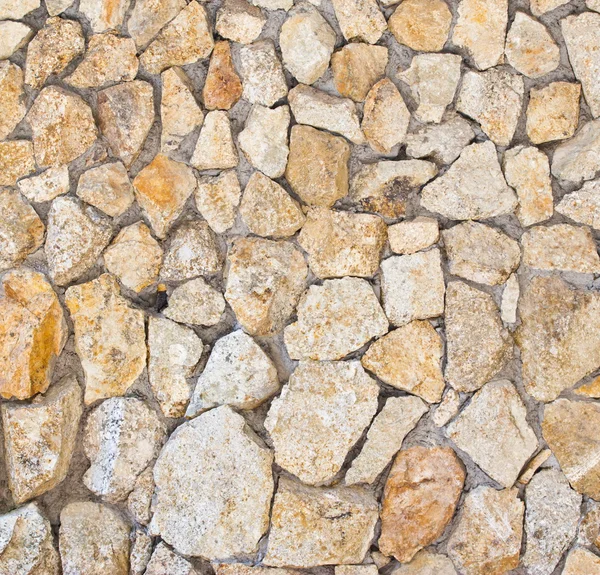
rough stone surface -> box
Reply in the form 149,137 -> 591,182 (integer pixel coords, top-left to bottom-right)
388,217 -> 439,255
195,170 -> 241,234
392,551 -> 458,575
530,0 -> 569,15
191,110 -> 238,171
0,22 -> 33,60
330,0 -> 386,44
215,0 -> 266,44
556,178 -> 600,229
127,0 -> 187,48
0,0 -> 40,19
76,161 -> 134,218
552,118 -> 600,183
501,273 -> 519,324
432,388 -> 461,427
0,62 -> 26,141
146,543 -> 197,575
563,548 -> 600,575
17,166 -> 70,203
164,277 -> 226,326
203,40 -> 242,111
128,466 -> 154,526
79,0 -> 130,32
388,0 -> 451,52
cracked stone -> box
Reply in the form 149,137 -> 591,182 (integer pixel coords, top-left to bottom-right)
191,110 -> 238,171
77,161 -> 134,218
18,166 -> 69,203
517,449 -> 551,485
331,44 -> 388,102
128,0 -> 186,48
556,178 -> 600,229
203,41 -> 242,111
0,21 -> 33,60
195,170 -> 241,233
388,217 -> 439,255
389,0 -> 451,52
0,62 -> 26,141
552,118 -> 600,183
164,278 -> 226,326
330,0 -> 386,44
215,0 -> 266,44
238,40 -> 288,106
79,0 -> 130,32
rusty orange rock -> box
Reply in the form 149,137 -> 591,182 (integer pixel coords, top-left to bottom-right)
203,41 -> 242,111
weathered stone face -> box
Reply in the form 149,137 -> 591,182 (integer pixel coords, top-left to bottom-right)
0,139 -> 36,185
389,0 -> 451,52
0,61 -> 26,141
77,161 -> 134,218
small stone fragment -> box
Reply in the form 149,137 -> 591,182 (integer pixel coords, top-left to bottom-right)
65,274 -> 146,405
330,0 -> 386,44
45,196 -> 112,286
203,41 -> 242,111
522,224 -> 600,273
563,548 -> 600,575
187,330 -> 277,416
503,145 -> 553,227
146,543 -> 197,575
0,141 -> 35,187
104,222 -> 162,293
530,0 -> 570,15
163,278 -> 226,326
0,21 -> 33,60
0,62 -> 26,141
522,468 -> 582,575
161,220 -> 222,281
279,3 -> 336,85
77,161 -> 134,218
240,171 -> 304,238
24,17 -> 84,89
557,179 -> 600,229
216,564 -> 298,575
284,277 -> 388,360
265,361 -> 378,485
447,486 -> 524,575
346,396 -> 428,485
452,0 -> 508,70
150,406 -> 274,559
552,118 -> 600,183
588,0 -> 600,9
98,80 -> 154,168
379,446 -> 465,563
447,380 -> 538,487
0,0 -> 39,19
264,477 -> 379,567
362,78 -> 410,154
286,124 -> 351,206
432,389 -> 461,427
501,274 -> 519,324
421,141 -> 517,220
18,166 -> 69,203
298,208 -> 386,278
238,105 -> 290,178
133,154 -> 197,239
350,160 -> 437,219
140,1 -> 214,75
215,0 -> 266,44
577,502 -> 600,547
78,0 -> 129,32
399,53 -> 461,124
517,449 -> 551,485
389,0 -> 452,52
130,530 -> 152,575
392,551 -> 458,575
127,0 -> 187,48
225,237 -> 307,336
406,116 -> 475,164
288,84 -> 364,144
388,217 -> 439,255
128,466 -> 154,526
190,110 -> 238,171
336,566 -> 378,575
2,374 -> 82,504
59,502 -> 130,575
456,68 -> 524,146
195,170 -> 241,233
576,375 -> 600,398
445,281 -> 512,392
380,250 -> 445,327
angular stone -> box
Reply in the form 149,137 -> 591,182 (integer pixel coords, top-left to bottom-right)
335,567 -> 378,575
379,446 -> 465,563
517,449 -> 551,485
280,3 -> 336,85
456,68 -> 524,146
576,375 -> 600,398
392,551 -> 458,575
501,273 -> 519,324
578,502 -> 600,546
522,224 -> 600,273
452,0 -> 508,70
362,320 -> 444,402
445,281 -> 512,392
298,208 -> 386,279
447,380 -> 537,487
0,503 -> 59,575
421,141 -> 517,219
0,0 -> 39,19
203,41 -> 242,111
406,116 -> 475,164
345,396 -> 428,485
399,53 -> 461,124
0,268 -> 66,400
442,221 -> 520,285
264,477 -> 379,567
589,0 -> 600,10
240,172 -> 304,238
388,217 -> 439,255
239,105 -> 290,178
128,466 -> 154,526
77,161 -> 134,218
24,17 -> 84,89
530,0 -> 570,15
18,166 -> 69,203
0,141 -> 35,187
2,374 -> 82,504
532,87 -> 581,145
380,250 -> 445,327
215,0 -> 266,45
563,548 -> 600,575
557,178 -> 600,229
563,13 -> 600,118
97,80 -> 155,168
104,222 -> 162,293
284,277 -> 388,360
151,406 -> 273,559
552,119 -> 600,183
447,486 -> 523,575
161,67 -> 204,154
0,21 -> 33,60
130,530 -> 152,575
216,565 -> 297,575
164,278 -> 226,326
389,0 -> 451,52
238,40 -> 287,107
225,237 -> 307,336
45,1 -> 74,17
0,62 -> 26,141
59,502 -> 130,575
286,124 -> 351,207
432,388 -> 461,427
522,469 -> 582,575
362,78 -> 410,154
350,160 -> 437,219
79,0 -> 129,32
140,1 -> 214,75
330,0 -> 386,44
65,274 -> 146,405
190,110 -> 238,171
288,84 -> 364,144
133,154 -> 196,239
161,220 -> 222,281
146,543 -> 197,575
195,170 -> 241,233
266,361 -> 378,485
127,0 -> 186,48
27,87 -> 97,168
331,44 -> 388,103
503,145 -> 553,227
